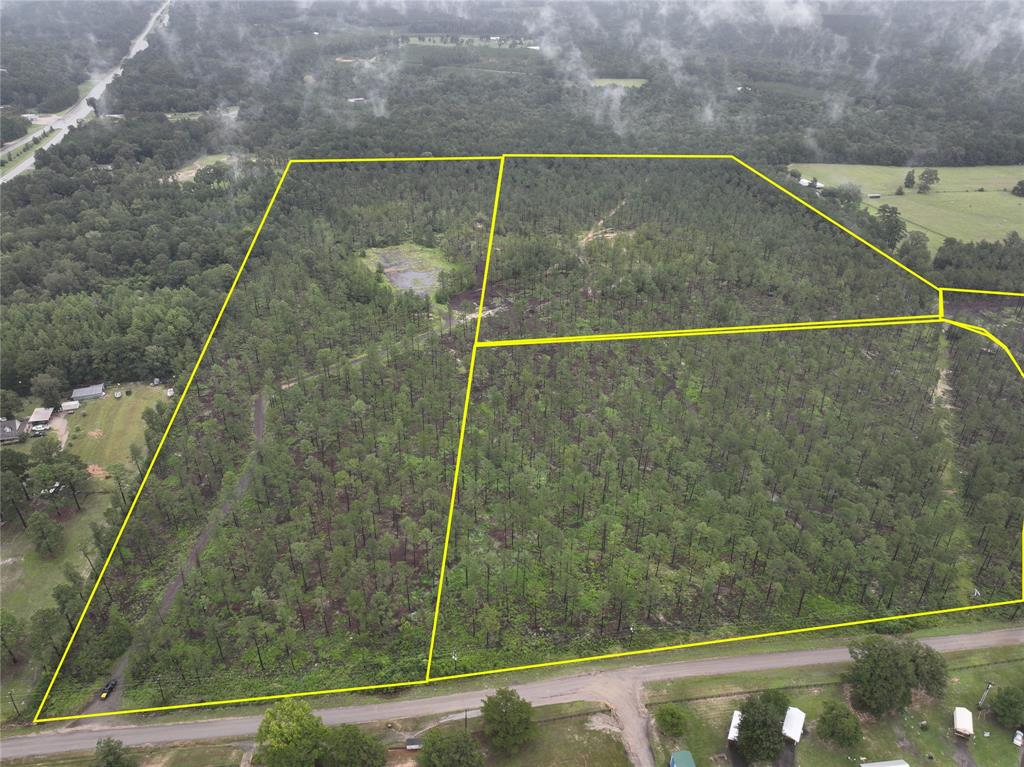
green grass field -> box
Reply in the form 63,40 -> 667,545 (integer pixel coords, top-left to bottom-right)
590,78 -> 647,87
648,646 -> 1024,766
790,164 -> 1024,249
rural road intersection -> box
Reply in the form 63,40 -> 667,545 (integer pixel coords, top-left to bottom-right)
2,627 -> 1021,762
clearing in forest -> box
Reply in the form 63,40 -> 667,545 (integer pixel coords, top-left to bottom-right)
34,154 -> 1022,723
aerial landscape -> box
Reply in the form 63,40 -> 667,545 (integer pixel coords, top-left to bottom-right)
1,2 -> 1022,767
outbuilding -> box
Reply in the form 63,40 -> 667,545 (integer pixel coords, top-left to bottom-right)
28,407 -> 54,424
61,400 -> 81,413
405,737 -> 422,751
727,710 -> 742,742
71,383 -> 105,400
953,706 -> 974,737
669,752 -> 696,767
782,706 -> 805,743
863,761 -> 910,767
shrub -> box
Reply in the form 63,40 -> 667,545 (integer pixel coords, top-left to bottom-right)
817,700 -> 862,747
654,703 -> 687,737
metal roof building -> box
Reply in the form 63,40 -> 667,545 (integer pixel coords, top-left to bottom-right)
71,383 -> 105,400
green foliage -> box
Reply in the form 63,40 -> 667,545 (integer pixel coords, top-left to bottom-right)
30,371 -> 65,408
1012,180 -> 1024,197
909,642 -> 948,698
418,728 -> 485,767
255,699 -> 327,767
319,724 -> 387,767
817,700 -> 862,747
654,703 -> 688,737
989,686 -> 1024,729
904,169 -> 915,188
0,609 -> 24,664
875,204 -> 907,250
26,511 -> 64,557
917,167 -> 940,193
0,388 -> 23,418
847,636 -> 915,715
481,687 -> 536,754
90,738 -> 138,767
737,689 -> 789,764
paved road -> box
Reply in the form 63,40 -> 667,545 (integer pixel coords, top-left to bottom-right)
0,0 -> 170,184
2,627 -> 1020,761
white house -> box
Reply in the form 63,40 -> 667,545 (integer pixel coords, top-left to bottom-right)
782,706 -> 805,743
953,706 -> 974,737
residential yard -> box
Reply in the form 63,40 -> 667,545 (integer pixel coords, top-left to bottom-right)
0,384 -> 164,721
172,153 -> 233,182
647,646 -> 1024,766
789,163 -> 1024,250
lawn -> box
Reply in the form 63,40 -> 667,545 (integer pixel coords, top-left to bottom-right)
418,701 -> 631,767
64,384 -> 165,473
591,78 -> 647,87
789,163 -> 1024,249
171,153 -> 232,182
647,646 -> 1024,766
4,743 -> 245,767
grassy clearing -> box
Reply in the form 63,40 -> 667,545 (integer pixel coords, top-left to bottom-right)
403,34 -> 536,49
364,242 -> 450,297
648,646 -> 1024,766
790,163 -> 1024,249
4,743 -> 245,767
591,78 -> 647,87
65,385 -> 164,473
172,153 -> 232,182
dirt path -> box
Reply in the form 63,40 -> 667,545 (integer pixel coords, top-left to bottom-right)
77,393 -> 266,718
10,628 -> 1021,759
579,199 -> 625,247
51,413 -> 70,449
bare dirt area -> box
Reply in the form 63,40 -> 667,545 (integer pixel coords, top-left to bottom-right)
367,244 -> 446,296
87,464 -> 109,478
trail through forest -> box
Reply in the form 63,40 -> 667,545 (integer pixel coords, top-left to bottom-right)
76,393 -> 266,718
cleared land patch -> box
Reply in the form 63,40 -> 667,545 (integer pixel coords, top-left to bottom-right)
591,78 -> 647,87
365,242 -> 449,297
791,163 -> 1024,249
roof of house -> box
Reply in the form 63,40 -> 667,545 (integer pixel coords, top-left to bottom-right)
29,407 -> 54,422
0,418 -> 26,439
782,706 -> 805,742
71,383 -> 105,399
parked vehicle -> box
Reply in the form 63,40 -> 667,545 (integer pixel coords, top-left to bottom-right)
99,679 -> 117,700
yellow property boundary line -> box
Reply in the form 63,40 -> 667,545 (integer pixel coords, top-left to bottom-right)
33,153 -> 1023,724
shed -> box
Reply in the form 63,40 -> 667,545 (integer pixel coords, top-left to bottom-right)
166,388 -> 175,398
61,400 -> 80,413
28,407 -> 54,424
71,383 -> 105,400
670,752 -> 696,767
782,706 -> 805,743
405,737 -> 422,751
727,710 -> 742,742
863,761 -> 910,767
953,706 -> 974,737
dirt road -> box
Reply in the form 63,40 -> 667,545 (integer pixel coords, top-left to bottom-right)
4,627 -> 1020,761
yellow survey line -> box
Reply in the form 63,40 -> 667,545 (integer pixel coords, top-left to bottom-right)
942,287 -> 1024,298
288,156 -> 502,163
427,598 -> 1024,684
944,319 -> 1024,379
35,679 -> 431,724
502,153 -> 734,159
476,315 -> 943,349
32,161 -> 296,723
424,157 -> 506,680
34,153 -> 1023,723
938,288 -> 944,318
730,156 -> 942,295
